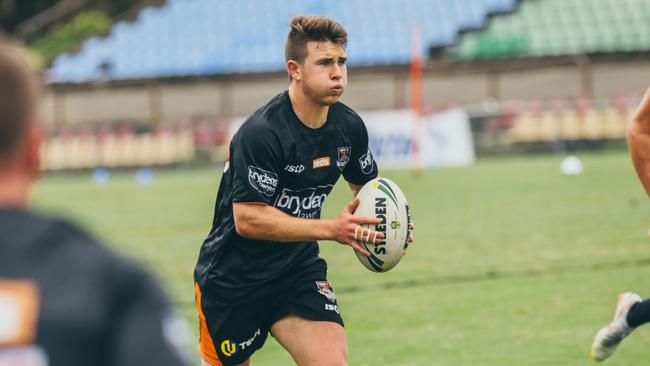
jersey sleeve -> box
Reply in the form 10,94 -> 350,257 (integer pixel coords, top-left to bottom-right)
343,117 -> 379,185
231,121 -> 283,205
106,263 -> 191,366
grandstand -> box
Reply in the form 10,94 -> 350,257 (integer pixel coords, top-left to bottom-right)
48,0 -> 517,82
24,0 -> 650,169
447,0 -> 650,59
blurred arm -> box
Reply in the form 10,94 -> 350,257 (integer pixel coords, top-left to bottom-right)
108,266 -> 190,366
627,86 -> 650,198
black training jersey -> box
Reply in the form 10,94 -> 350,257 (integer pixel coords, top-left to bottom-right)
0,208 -> 189,366
195,91 -> 378,303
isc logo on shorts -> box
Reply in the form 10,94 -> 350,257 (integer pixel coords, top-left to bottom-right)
325,304 -> 340,314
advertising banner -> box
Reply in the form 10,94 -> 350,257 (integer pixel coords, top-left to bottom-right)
229,108 -> 475,169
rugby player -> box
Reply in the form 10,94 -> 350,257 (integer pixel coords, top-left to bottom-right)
591,84 -> 650,361
194,15 -> 413,366
0,40 -> 190,366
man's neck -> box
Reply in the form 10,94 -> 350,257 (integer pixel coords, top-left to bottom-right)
288,85 -> 329,129
0,174 -> 30,208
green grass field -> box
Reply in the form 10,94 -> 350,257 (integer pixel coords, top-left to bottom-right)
33,151 -> 650,365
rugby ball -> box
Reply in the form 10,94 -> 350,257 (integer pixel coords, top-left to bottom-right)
353,177 -> 411,272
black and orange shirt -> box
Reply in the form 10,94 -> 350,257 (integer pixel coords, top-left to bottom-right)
194,91 -> 378,302
0,209 -> 189,366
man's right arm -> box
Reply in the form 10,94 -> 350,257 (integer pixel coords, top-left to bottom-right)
233,198 -> 382,257
627,85 -> 650,198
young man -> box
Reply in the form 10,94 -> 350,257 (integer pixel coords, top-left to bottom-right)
591,85 -> 650,361
194,16 -> 413,366
0,40 -> 190,366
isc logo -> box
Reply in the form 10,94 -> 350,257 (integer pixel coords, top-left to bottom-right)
325,304 -> 340,314
284,164 -> 305,173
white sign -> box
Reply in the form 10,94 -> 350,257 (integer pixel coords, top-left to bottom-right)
359,108 -> 475,169
228,108 -> 475,170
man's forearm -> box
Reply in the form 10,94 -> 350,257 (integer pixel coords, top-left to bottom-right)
633,86 -> 650,126
235,204 -> 333,242
628,127 -> 650,198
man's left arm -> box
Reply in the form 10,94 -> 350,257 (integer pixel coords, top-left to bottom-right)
348,182 -> 363,197
341,118 -> 378,187
343,119 -> 414,243
348,181 -> 415,243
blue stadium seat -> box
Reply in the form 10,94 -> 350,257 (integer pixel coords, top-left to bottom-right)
50,0 -> 517,82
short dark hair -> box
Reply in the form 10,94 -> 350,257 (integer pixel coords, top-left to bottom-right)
0,39 -> 38,161
284,15 -> 348,64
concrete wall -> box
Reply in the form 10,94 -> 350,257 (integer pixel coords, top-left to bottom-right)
41,60 -> 650,127
592,62 -> 650,99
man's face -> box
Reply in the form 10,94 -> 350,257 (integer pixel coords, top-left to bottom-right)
294,40 -> 347,106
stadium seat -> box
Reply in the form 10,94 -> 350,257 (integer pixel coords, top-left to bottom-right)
510,112 -> 542,142
447,0 -> 650,60
49,0 -> 518,82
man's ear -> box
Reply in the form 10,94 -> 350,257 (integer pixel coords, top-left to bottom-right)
287,60 -> 302,81
23,119 -> 42,179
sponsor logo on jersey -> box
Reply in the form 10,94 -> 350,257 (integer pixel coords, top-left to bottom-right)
274,185 -> 334,218
359,149 -> 374,174
0,281 -> 46,366
315,281 -> 336,303
325,303 -> 340,314
248,166 -> 279,196
336,146 -> 351,171
0,280 -> 39,347
220,339 -> 238,357
284,164 -> 305,174
312,156 -> 331,169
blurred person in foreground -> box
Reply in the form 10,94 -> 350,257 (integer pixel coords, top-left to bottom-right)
591,84 -> 650,361
194,15 -> 413,366
0,40 -> 190,366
